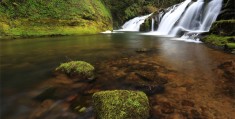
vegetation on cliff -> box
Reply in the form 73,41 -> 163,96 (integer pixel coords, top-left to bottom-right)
0,0 -> 112,37
202,20 -> 235,52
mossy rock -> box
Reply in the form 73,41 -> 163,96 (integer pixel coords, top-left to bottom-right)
210,20 -> 235,36
225,43 -> 235,49
56,61 -> 94,80
201,34 -> 233,47
140,18 -> 151,32
92,90 -> 150,119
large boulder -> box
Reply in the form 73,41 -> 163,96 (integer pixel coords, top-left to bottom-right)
92,90 -> 150,119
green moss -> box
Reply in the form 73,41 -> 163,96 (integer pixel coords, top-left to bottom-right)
202,34 -> 234,46
226,43 -> 235,49
56,61 -> 94,77
0,0 -> 112,38
92,90 -> 150,119
210,20 -> 235,36
140,18 -> 151,32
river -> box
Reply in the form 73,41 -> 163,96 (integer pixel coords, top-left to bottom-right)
1,33 -> 234,119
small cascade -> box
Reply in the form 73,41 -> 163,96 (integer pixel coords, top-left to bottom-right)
115,14 -> 152,31
151,18 -> 155,32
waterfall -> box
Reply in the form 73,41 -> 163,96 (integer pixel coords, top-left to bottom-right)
115,14 -> 152,31
155,0 -> 222,37
151,18 -> 155,32
155,0 -> 192,35
199,0 -> 223,31
170,0 -> 204,35
112,0 -> 222,39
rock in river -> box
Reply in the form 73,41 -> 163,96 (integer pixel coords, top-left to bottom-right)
92,90 -> 150,119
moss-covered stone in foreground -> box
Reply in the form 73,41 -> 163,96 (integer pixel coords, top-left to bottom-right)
92,90 -> 150,119
56,61 -> 94,78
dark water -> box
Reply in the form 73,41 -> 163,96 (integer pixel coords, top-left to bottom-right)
0,33 -> 234,118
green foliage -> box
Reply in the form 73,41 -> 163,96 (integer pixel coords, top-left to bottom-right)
0,0 -> 112,37
202,20 -> 235,50
0,0 -> 111,20
210,20 -> 235,36
56,61 -> 94,77
140,18 -> 151,32
202,34 -> 233,46
226,43 -> 235,49
93,90 -> 150,119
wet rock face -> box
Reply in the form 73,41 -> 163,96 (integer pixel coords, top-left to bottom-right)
210,20 -> 235,36
217,0 -> 235,20
92,90 -> 150,119
140,18 -> 152,32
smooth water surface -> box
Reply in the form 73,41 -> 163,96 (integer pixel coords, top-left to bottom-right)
0,33 -> 234,118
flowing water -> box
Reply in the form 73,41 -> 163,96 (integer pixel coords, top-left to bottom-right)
156,0 -> 192,35
115,14 -> 152,31
0,33 -> 234,118
119,0 -> 222,38
156,0 -> 222,36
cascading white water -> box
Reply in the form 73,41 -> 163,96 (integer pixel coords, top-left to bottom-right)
170,0 -> 204,35
151,18 -> 155,32
156,0 -> 222,37
199,0 -> 223,31
115,14 -> 152,31
155,0 -> 192,35
109,0 -> 222,40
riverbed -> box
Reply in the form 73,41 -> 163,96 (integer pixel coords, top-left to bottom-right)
1,33 -> 234,119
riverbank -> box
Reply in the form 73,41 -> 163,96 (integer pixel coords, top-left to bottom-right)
0,0 -> 112,39
201,20 -> 235,54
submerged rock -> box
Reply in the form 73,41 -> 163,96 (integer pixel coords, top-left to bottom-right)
34,87 -> 57,101
217,60 -> 235,98
92,90 -> 150,119
135,84 -> 165,95
136,48 -> 152,53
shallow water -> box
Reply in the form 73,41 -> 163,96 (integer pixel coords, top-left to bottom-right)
0,33 -> 234,118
